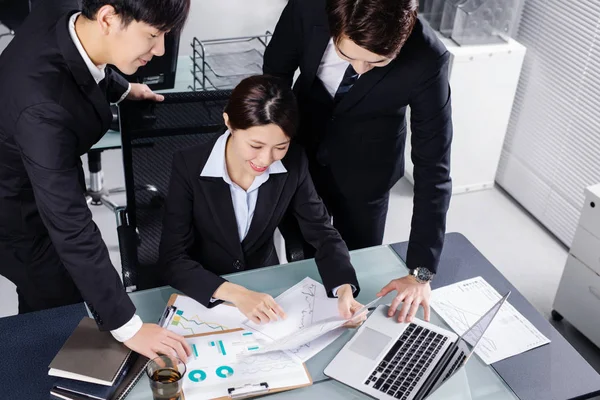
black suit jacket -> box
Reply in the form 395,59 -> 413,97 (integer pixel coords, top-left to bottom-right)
159,137 -> 360,307
263,0 -> 453,273
0,0 -> 135,330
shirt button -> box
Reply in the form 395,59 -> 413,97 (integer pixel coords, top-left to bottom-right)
233,260 -> 243,270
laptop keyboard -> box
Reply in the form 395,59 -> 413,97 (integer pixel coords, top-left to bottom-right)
443,353 -> 467,381
364,324 -> 447,399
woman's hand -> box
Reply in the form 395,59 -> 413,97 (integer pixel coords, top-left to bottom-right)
337,284 -> 367,328
214,282 -> 286,324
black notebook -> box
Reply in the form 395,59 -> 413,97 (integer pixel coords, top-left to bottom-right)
50,353 -> 149,400
48,317 -> 132,386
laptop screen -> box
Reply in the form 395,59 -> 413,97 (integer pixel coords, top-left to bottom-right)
421,292 -> 510,400
461,291 -> 511,353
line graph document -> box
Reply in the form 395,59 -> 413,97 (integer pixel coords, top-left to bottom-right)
167,295 -> 247,336
431,277 -> 550,364
243,277 -> 346,362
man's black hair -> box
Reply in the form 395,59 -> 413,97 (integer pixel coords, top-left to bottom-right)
82,0 -> 190,32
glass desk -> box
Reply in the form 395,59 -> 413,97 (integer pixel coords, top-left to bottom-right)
121,245 -> 518,400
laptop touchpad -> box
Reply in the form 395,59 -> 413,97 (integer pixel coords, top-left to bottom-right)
349,327 -> 392,360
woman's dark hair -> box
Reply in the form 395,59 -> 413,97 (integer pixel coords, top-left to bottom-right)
327,0 -> 419,57
82,0 -> 191,32
224,75 -> 299,139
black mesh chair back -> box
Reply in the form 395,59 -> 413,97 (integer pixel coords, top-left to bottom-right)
0,0 -> 30,32
119,91 -> 232,290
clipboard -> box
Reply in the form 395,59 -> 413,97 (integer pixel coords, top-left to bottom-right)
183,329 -> 313,400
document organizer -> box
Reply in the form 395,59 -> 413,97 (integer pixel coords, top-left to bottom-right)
189,33 -> 273,91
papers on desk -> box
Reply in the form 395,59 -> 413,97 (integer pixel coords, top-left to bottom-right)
183,330 -> 311,400
244,296 -> 380,358
162,277 -> 363,363
163,295 -> 247,336
242,277 -> 352,362
431,277 -> 550,364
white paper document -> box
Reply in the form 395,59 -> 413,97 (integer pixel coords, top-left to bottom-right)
431,276 -> 550,364
165,295 -> 247,336
243,277 -> 376,362
244,277 -> 379,360
183,330 -> 310,399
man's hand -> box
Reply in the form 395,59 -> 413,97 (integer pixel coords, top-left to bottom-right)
377,276 -> 431,323
337,284 -> 366,328
126,83 -> 164,102
124,323 -> 192,362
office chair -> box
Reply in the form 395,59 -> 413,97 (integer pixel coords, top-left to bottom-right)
118,91 -> 230,291
118,91 -> 307,291
0,0 -> 30,39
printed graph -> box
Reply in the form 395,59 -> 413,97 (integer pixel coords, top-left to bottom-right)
209,339 -> 228,356
216,366 -> 234,378
432,300 -> 497,355
170,309 -> 229,335
299,283 -> 317,330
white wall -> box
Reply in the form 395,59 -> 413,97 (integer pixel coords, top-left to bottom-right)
178,0 -> 288,56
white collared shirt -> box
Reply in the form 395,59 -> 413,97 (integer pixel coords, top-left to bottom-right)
68,12 -> 131,103
201,130 -> 287,241
204,131 -> 352,299
69,12 -> 139,342
317,38 -> 353,98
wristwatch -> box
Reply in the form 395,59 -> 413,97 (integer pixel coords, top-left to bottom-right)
409,267 -> 435,284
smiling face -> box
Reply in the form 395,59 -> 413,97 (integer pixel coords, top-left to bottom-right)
110,22 -> 167,74
224,113 -> 291,178
334,35 -> 394,75
93,5 -> 167,75
107,20 -> 167,75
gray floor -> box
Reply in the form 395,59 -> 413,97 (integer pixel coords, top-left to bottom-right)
1,149 -> 599,398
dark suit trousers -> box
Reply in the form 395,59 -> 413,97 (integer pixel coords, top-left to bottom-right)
0,234 -> 83,314
280,160 -> 390,258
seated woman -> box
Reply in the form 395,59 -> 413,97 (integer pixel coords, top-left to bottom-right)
159,75 -> 362,325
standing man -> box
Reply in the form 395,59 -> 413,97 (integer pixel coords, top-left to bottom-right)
264,0 -> 453,323
0,0 -> 191,361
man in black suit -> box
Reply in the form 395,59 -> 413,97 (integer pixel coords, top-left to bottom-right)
0,0 -> 191,361
264,0 -> 453,323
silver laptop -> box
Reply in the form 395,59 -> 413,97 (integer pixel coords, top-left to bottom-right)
325,292 -> 510,400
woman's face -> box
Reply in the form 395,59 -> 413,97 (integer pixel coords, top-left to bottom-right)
227,122 -> 291,177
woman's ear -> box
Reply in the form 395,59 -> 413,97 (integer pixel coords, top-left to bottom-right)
223,113 -> 232,131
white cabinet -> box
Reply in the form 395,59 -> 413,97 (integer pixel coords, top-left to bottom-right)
552,183 -> 600,348
404,37 -> 527,194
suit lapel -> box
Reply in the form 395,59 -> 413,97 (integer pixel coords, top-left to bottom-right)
56,11 -> 112,134
198,177 -> 244,258
303,25 -> 331,87
242,173 -> 288,254
334,62 -> 395,114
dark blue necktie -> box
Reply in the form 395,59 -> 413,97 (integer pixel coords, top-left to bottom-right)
334,64 -> 359,104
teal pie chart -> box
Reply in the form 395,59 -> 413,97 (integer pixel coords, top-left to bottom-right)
188,369 -> 207,382
216,366 -> 234,378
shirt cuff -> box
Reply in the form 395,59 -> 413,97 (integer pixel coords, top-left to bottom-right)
209,297 -> 220,303
114,83 -> 132,105
110,314 -> 143,342
332,284 -> 357,297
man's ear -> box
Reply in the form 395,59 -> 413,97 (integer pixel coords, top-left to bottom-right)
96,4 -> 120,35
